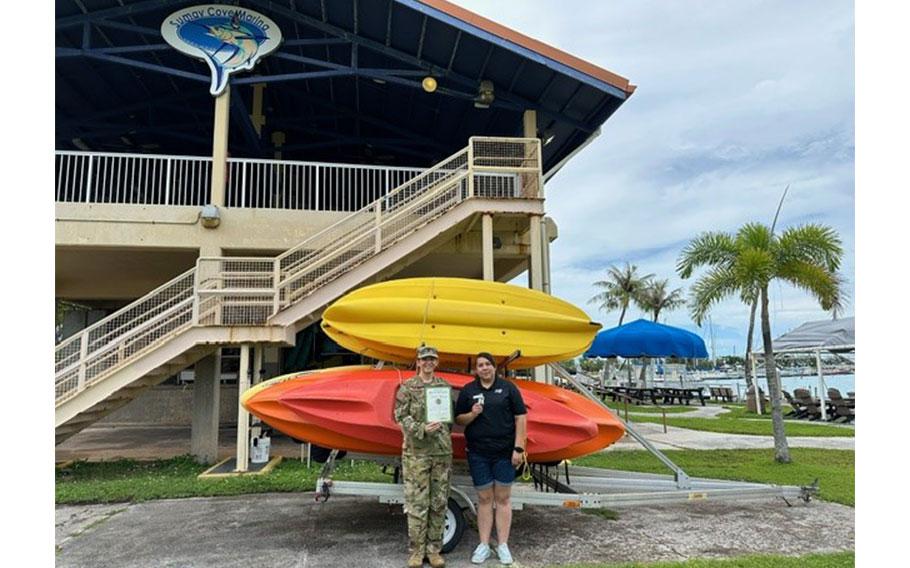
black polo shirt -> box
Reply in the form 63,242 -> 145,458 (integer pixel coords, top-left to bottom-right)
455,377 -> 527,458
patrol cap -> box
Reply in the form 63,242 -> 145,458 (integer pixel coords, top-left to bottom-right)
416,345 -> 439,359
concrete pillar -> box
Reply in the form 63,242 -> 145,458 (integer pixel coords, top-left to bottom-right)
250,83 -> 266,137
235,344 -> 251,472
541,217 -> 552,295
529,215 -> 543,291
249,345 -> 265,435
521,110 -> 542,199
482,214 -> 494,281
191,352 -> 221,464
529,215 -> 547,382
541,218 -> 554,384
522,109 -> 537,139
210,89 -> 231,207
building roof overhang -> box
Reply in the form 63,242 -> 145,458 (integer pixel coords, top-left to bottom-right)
56,0 -> 635,172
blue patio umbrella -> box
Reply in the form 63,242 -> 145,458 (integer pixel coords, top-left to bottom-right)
584,319 -> 709,359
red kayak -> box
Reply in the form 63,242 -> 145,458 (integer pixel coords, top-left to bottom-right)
241,367 -> 625,462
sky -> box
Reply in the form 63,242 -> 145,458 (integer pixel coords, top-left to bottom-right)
454,0 -> 855,357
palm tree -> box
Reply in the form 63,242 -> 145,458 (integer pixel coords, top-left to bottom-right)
631,278 -> 686,383
588,263 -> 654,326
634,279 -> 686,322
677,222 -> 843,463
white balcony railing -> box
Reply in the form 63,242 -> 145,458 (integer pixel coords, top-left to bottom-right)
55,151 -> 423,212
54,137 -> 542,406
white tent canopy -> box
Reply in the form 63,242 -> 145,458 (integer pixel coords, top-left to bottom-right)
772,317 -> 854,354
752,317 -> 855,418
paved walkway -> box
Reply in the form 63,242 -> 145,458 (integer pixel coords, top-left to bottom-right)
605,404 -> 855,451
56,493 -> 854,568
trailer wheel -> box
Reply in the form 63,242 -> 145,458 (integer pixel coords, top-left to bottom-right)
441,498 -> 465,553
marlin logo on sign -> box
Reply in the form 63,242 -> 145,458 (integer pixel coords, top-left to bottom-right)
161,5 -> 282,96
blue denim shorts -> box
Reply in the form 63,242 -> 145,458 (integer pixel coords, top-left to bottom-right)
466,451 -> 515,490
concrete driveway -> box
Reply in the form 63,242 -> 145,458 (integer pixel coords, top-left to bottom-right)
56,493 -> 854,568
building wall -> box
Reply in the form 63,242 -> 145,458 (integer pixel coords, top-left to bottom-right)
98,385 -> 240,426
55,203 -> 349,252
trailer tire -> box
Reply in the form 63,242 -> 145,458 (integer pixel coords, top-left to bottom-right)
442,498 -> 465,554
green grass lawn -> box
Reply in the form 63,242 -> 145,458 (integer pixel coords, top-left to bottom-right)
58,448 -> 854,507
55,456 -> 390,505
576,448 -> 854,506
627,414 -> 853,437
605,402 -> 700,415
553,551 -> 854,568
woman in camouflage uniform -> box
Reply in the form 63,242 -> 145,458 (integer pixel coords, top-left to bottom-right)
394,345 -> 453,568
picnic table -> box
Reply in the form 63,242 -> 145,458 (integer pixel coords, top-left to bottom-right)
658,387 -> 708,406
604,386 -> 707,406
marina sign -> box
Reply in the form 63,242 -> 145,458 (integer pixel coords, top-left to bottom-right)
161,4 -> 282,96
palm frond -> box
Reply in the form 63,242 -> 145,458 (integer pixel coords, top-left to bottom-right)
777,224 -> 843,272
734,247 -> 776,288
829,272 -> 852,318
688,266 -> 740,325
736,223 -> 774,251
676,232 -> 737,278
777,259 -> 840,311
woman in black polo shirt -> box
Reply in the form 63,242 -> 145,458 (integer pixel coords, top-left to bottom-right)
455,352 -> 527,566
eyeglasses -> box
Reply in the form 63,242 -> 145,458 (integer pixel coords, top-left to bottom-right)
419,357 -> 438,362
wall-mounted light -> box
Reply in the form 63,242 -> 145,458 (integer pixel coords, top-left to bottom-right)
474,80 -> 495,109
200,204 -> 221,229
422,76 -> 438,93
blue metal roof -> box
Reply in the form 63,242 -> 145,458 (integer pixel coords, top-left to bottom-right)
56,0 -> 633,171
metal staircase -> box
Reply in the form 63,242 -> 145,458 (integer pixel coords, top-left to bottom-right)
55,137 -> 543,442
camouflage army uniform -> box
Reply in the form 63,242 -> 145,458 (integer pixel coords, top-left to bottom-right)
394,375 -> 453,558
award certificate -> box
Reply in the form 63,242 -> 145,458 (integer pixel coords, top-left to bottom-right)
425,386 -> 453,423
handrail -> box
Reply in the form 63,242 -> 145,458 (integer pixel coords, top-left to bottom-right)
56,266 -> 196,352
275,147 -> 468,265
56,137 -> 541,408
54,149 -> 422,172
276,171 -> 469,293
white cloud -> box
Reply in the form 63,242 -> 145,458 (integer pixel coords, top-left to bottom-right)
457,0 -> 855,355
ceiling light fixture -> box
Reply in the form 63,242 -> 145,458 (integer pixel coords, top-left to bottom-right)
422,76 -> 437,93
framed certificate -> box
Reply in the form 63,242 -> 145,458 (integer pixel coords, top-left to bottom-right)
425,386 -> 453,423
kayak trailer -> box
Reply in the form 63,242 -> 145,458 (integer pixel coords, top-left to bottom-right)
312,364 -> 818,553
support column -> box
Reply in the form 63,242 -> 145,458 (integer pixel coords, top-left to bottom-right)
529,215 -> 546,382
210,89 -> 231,207
816,349 -> 827,420
250,345 -> 265,433
191,352 -> 221,464
522,110 -> 537,139
541,217 -> 554,384
235,344 -> 251,472
529,215 -> 543,291
522,110 -> 542,199
541,217 -> 552,294
482,214 -> 494,281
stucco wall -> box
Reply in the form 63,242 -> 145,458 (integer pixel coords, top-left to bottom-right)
99,385 -> 240,426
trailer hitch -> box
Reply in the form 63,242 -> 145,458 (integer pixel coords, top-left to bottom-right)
800,478 -> 820,503
314,449 -> 340,502
315,478 -> 333,502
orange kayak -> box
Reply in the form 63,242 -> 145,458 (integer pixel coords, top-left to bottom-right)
241,368 -> 625,463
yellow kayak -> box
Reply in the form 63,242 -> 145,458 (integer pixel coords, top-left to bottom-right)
321,278 -> 601,368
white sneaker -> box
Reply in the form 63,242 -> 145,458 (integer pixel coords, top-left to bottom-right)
471,543 -> 491,564
496,543 -> 513,565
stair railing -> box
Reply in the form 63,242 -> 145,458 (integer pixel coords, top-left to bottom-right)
55,137 -> 541,407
